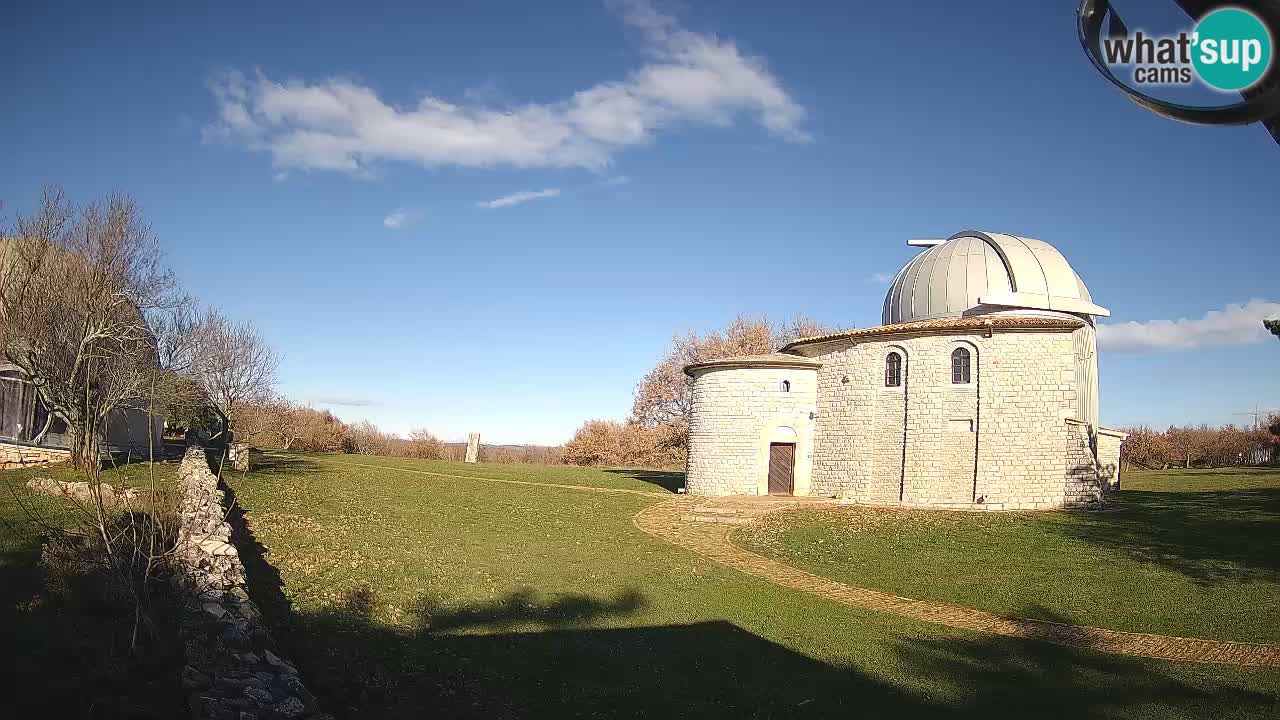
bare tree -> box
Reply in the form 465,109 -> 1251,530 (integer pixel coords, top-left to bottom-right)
188,308 -> 279,445
1,185 -> 189,655
0,185 -> 180,468
629,315 -> 835,452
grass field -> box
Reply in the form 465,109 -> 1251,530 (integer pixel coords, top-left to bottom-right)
0,460 -> 184,719
737,467 -> 1280,644
217,454 -> 1280,719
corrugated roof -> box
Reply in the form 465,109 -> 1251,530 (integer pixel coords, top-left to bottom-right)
782,315 -> 1084,353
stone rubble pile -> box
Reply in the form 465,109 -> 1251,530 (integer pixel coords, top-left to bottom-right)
25,476 -> 140,504
173,446 -> 327,720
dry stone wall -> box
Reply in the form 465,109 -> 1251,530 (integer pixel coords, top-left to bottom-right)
173,446 -> 327,720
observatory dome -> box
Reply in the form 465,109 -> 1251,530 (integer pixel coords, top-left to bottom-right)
881,231 -> 1109,326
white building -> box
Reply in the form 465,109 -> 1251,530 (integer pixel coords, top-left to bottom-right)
684,231 -> 1126,510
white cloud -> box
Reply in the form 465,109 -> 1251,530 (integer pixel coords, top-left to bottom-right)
382,208 -> 422,229
204,0 -> 807,176
1097,299 -> 1280,352
602,174 -> 631,186
867,272 -> 893,285
476,188 -> 561,209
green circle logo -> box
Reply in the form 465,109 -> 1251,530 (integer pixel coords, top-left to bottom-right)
1192,8 -> 1273,91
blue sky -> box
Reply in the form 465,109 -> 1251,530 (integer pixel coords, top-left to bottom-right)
3,0 -> 1277,444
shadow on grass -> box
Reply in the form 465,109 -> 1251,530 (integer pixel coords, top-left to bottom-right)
220,495 -> 1277,719
0,529 -> 184,718
1053,487 -> 1280,585
602,467 -> 684,493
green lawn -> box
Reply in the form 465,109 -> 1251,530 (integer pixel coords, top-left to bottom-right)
0,460 -> 184,718
736,467 -> 1280,644
223,454 -> 1280,719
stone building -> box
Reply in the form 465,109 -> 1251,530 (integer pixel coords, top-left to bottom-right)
0,363 -> 163,468
684,230 -> 1126,509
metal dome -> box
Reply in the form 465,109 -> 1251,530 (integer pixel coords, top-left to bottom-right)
881,231 -> 1109,326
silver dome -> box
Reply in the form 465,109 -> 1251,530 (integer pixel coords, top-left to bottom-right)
881,231 -> 1109,326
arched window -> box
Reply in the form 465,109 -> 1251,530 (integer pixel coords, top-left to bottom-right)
951,347 -> 971,384
885,352 -> 902,387
781,380 -> 791,392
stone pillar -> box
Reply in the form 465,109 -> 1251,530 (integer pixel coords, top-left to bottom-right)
465,433 -> 480,464
229,442 -> 251,472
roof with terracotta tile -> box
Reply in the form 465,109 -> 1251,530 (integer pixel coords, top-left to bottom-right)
782,315 -> 1085,353
683,352 -> 823,376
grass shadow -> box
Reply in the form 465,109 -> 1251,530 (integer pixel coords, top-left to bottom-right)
602,467 -> 685,493
1052,486 -> 1280,585
247,582 -> 1279,719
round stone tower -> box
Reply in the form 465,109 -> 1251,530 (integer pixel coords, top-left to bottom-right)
683,354 -> 820,496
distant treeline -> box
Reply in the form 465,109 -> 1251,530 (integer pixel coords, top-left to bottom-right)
230,400 -> 564,464
1119,419 -> 1280,470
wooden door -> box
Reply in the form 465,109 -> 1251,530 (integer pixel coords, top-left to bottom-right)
768,443 -> 795,495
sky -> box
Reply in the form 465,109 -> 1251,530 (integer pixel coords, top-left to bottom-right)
3,0 -> 1277,444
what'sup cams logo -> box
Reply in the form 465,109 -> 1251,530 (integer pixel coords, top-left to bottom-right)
1078,1 -> 1280,141
1101,7 -> 1270,89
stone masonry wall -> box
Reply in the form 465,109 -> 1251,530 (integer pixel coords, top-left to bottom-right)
1096,429 -> 1125,491
173,446 -> 327,720
686,366 -> 817,495
806,328 -> 1085,509
1063,420 -> 1103,507
0,441 -> 70,469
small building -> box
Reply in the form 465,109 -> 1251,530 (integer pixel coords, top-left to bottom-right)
0,363 -> 163,468
684,231 -> 1127,509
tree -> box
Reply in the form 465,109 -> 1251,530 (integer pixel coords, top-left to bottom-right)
561,419 -> 682,468
1266,319 -> 1280,339
629,315 -> 835,452
188,308 -> 279,445
0,186 -> 180,468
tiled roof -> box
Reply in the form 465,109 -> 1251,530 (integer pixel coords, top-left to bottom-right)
684,352 -> 823,376
782,315 -> 1084,352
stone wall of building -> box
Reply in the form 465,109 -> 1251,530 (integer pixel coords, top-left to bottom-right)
803,326 -> 1084,509
0,441 -> 70,469
1063,419 -> 1103,507
173,446 -> 327,720
686,365 -> 818,495
1096,428 -> 1127,491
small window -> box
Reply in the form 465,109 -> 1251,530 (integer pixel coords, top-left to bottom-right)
781,380 -> 791,392
885,352 -> 902,387
951,347 -> 971,384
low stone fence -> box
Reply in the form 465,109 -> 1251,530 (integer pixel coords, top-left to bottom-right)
0,441 -> 70,469
173,446 -> 327,720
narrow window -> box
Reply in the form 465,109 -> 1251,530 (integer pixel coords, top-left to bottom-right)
885,352 -> 902,387
781,380 -> 791,392
951,347 -> 971,384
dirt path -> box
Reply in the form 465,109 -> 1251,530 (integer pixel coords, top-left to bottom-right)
632,496 -> 1280,668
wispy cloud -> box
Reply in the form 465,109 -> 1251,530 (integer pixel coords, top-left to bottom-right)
602,175 -> 630,186
312,396 -> 378,407
867,272 -> 893,285
1097,299 -> 1280,352
382,207 -> 423,229
203,0 -> 807,176
476,188 -> 561,209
